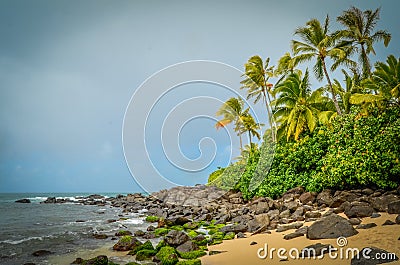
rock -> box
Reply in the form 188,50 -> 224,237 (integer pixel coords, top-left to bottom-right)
165,230 -> 190,246
15,198 -> 31,203
276,222 -> 303,232
166,216 -> 190,226
176,241 -> 199,253
295,226 -> 308,235
356,223 -> 377,229
115,230 -> 132,236
113,236 -> 142,251
106,219 -> 117,223
382,220 -> 396,226
370,213 -> 381,218
344,202 -> 374,218
300,243 -> 335,257
93,234 -> 108,239
283,232 -> 304,240
279,209 -> 291,219
396,215 -> 400,224
351,247 -> 399,265
283,187 -> 304,197
307,214 -> 358,239
41,197 -> 56,203
330,191 -> 359,208
348,218 -> 362,225
209,250 -> 226,256
250,241 -> 257,245
299,192 -> 315,204
71,257 -> 84,264
316,190 -> 333,206
362,188 -> 374,195
291,207 -> 305,220
219,224 -> 247,234
32,250 -> 52,257
84,255 -> 108,265
369,195 -> 399,212
147,225 -> 156,231
305,211 -> 321,219
254,213 -> 270,226
237,232 -> 246,238
267,209 -> 280,220
134,230 -> 145,237
388,200 -> 400,214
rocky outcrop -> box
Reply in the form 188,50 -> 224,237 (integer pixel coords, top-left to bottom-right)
307,214 -> 358,239
15,198 -> 31,203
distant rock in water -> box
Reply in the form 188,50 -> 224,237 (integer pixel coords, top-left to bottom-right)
32,250 -> 52,257
15,198 -> 31,203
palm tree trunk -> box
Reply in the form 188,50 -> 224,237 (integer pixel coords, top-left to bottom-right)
262,83 -> 276,142
361,44 -> 371,77
322,59 -> 342,115
239,134 -> 243,151
248,130 -> 252,146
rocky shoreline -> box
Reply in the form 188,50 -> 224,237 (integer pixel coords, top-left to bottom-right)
16,185 -> 400,265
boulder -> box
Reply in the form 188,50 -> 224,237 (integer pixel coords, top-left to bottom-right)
388,200 -> 400,214
41,197 -> 56,204
396,215 -> 400,224
351,247 -> 398,265
32,250 -> 52,257
344,202 -> 374,218
283,232 -> 304,240
276,222 -> 303,232
299,192 -> 315,204
219,224 -> 247,234
165,230 -> 190,247
307,214 -> 358,239
316,190 -> 333,206
369,195 -> 399,212
112,236 -> 142,251
382,220 -> 396,226
84,255 -> 108,265
176,240 -> 199,253
356,223 -> 377,229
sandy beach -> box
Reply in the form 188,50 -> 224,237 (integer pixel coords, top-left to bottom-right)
202,213 -> 400,265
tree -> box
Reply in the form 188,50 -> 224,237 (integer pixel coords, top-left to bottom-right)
337,6 -> 391,78
239,111 -> 262,146
215,97 -> 247,150
292,15 -> 354,115
331,69 -> 362,114
240,56 -> 275,137
272,70 -> 330,141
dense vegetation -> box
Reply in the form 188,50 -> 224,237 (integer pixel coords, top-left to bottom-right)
209,6 -> 399,199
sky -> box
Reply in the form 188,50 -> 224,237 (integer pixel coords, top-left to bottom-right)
0,0 -> 399,193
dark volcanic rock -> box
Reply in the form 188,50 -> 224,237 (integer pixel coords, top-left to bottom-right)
388,200 -> 400,214
307,214 -> 358,239
15,198 -> 31,203
369,195 -> 399,212
219,224 -> 248,234
316,189 -> 334,206
93,234 -> 108,239
276,222 -> 303,232
176,241 -> 199,253
351,247 -> 399,265
299,192 -> 315,204
344,202 -> 374,218
348,218 -> 362,225
382,220 -> 396,226
41,197 -> 56,204
84,255 -> 108,265
165,230 -> 190,246
356,223 -> 377,229
113,236 -> 142,251
396,215 -> 400,224
32,250 -> 52,257
283,232 -> 304,240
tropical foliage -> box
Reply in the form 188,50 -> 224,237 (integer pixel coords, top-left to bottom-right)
209,6 -> 399,199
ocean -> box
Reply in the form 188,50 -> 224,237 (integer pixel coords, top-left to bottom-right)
0,193 -> 152,265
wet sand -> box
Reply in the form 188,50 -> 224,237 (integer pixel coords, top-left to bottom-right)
201,213 -> 400,265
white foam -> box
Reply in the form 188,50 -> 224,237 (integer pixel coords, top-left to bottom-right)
0,236 -> 44,245
119,218 -> 143,225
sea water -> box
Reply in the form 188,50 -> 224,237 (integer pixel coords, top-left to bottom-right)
0,193 -> 149,265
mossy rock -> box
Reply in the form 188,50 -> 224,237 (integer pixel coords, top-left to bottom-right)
145,215 -> 160,222
128,240 -> 154,255
199,246 -> 208,251
176,259 -> 201,265
155,240 -> 167,252
156,246 -> 178,265
183,222 -> 199,230
115,230 -> 132,236
113,236 -> 142,251
223,232 -> 235,240
82,255 -> 108,265
178,250 -> 206,260
187,230 -> 198,238
135,249 -> 157,261
215,224 -> 225,229
209,239 -> 222,245
211,232 -> 224,241
207,228 -> 217,235
154,228 -> 170,237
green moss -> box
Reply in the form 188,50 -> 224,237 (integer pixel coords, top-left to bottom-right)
154,228 -> 170,237
211,232 -> 224,241
145,215 -> 160,222
207,228 -> 217,235
155,240 -> 167,252
183,222 -> 199,230
223,232 -> 235,240
178,250 -> 206,259
128,240 -> 154,255
215,224 -> 225,229
187,230 -> 198,238
115,230 -> 132,236
176,259 -> 201,265
135,249 -> 157,261
199,246 -> 208,251
156,246 -> 178,265
170,225 -> 184,231
82,255 -> 108,265
195,239 -> 208,246
120,235 -> 133,243
209,239 -> 222,245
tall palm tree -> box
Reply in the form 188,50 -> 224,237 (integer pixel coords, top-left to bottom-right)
272,70 -> 329,141
240,56 -> 275,134
331,69 -> 362,114
239,110 -> 262,146
215,97 -> 246,150
337,6 -> 391,78
275,52 -> 300,85
292,15 -> 354,115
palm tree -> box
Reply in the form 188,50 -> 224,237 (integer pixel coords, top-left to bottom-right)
331,69 -> 362,114
240,56 -> 275,134
292,15 -> 355,115
215,97 -> 246,150
272,70 -> 330,141
239,110 -> 262,146
275,52 -> 300,85
235,143 -> 259,164
337,6 -> 391,78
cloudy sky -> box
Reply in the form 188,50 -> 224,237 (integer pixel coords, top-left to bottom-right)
0,0 -> 399,193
